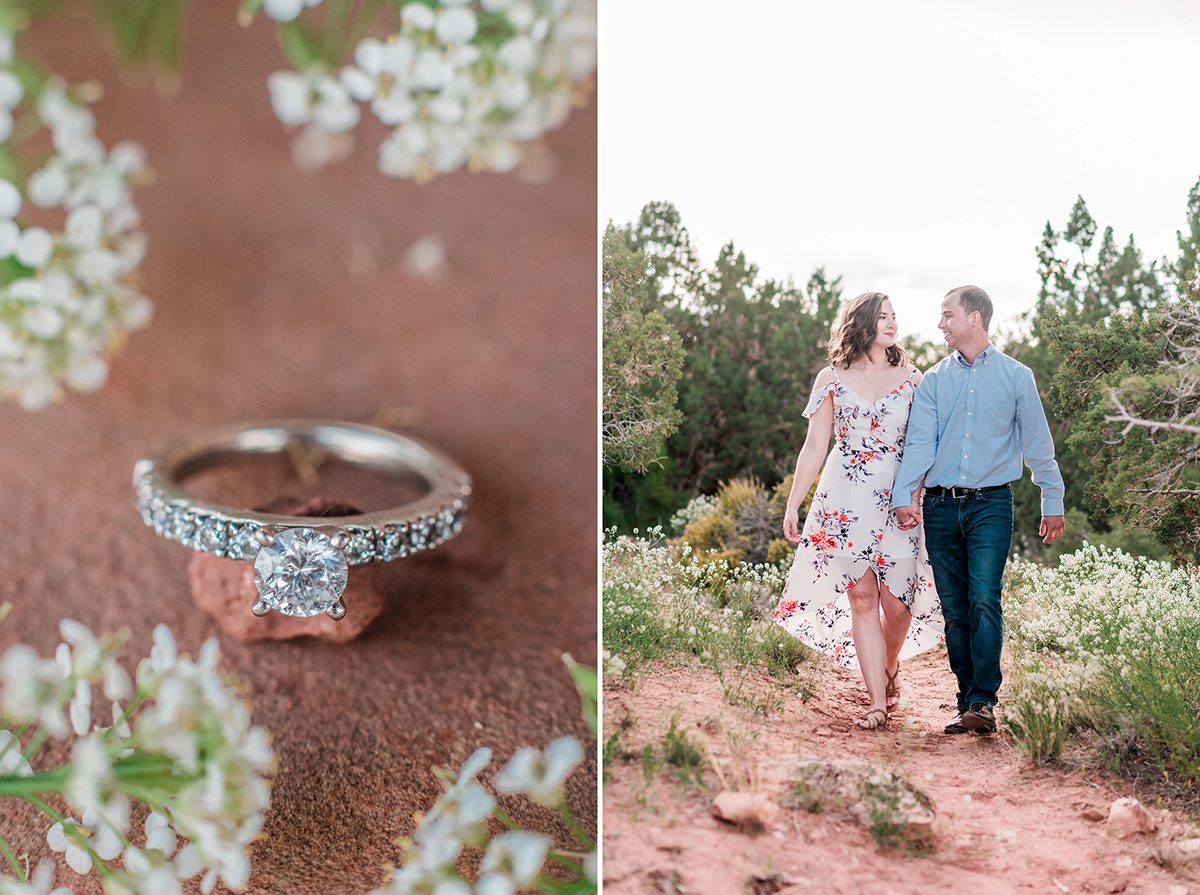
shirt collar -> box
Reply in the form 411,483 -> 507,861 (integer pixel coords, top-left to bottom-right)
954,341 -> 994,366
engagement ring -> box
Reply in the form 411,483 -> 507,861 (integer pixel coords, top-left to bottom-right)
133,420 -> 471,621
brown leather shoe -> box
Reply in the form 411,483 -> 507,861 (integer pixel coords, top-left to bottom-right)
961,702 -> 996,734
943,713 -> 969,735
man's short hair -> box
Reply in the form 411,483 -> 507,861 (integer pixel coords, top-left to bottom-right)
946,285 -> 993,330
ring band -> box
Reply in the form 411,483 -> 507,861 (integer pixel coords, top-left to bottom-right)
133,419 -> 472,620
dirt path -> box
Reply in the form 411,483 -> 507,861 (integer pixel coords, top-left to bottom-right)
603,648 -> 1194,895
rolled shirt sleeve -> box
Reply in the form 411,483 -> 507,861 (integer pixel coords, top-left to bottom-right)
1015,367 -> 1066,516
891,372 -> 938,510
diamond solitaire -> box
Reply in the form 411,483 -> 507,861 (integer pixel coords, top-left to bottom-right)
252,527 -> 350,619
134,420 -> 471,621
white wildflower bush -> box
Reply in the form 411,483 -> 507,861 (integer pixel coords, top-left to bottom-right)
0,22 -> 152,411
0,613 -> 274,895
602,528 -> 810,683
245,0 -> 596,182
667,494 -> 719,537
371,658 -> 596,895
1003,544 -> 1200,780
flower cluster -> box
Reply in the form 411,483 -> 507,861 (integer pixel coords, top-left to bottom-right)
260,0 -> 596,181
371,726 -> 593,894
1,620 -> 273,894
602,528 -> 799,682
1002,544 -> 1200,775
0,27 -> 152,411
667,494 -> 720,536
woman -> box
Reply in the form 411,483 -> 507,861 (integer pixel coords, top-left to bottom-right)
774,292 -> 943,729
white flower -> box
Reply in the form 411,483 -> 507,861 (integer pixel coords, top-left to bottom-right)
264,0 -> 595,180
0,729 -> 33,777
1,861 -> 74,895
144,812 -> 177,855
262,0 -> 322,22
268,69 -> 359,133
436,7 -> 478,44
339,38 -> 419,125
0,178 -> 20,219
480,831 -> 552,886
47,811 -> 123,875
68,680 -> 91,737
1,644 -> 72,737
400,3 -> 436,30
1,79 -> 151,410
66,733 -> 129,833
494,736 -> 584,805
120,847 -> 182,895
475,874 -> 514,895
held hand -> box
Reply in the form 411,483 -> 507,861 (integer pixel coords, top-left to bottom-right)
1040,515 -> 1066,544
894,506 -> 922,530
783,508 -> 802,544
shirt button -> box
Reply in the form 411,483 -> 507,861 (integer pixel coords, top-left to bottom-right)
963,454 -> 968,459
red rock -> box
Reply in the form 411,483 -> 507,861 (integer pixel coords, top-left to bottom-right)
187,497 -> 383,642
1106,797 -> 1157,839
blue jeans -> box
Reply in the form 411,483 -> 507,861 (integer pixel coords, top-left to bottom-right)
922,486 -> 1013,711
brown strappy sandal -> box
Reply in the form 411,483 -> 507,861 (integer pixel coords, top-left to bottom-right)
855,708 -> 889,730
885,662 -> 900,711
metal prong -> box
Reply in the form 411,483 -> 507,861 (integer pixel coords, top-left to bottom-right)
329,532 -> 350,551
254,527 -> 276,547
251,599 -> 271,617
326,601 -> 347,621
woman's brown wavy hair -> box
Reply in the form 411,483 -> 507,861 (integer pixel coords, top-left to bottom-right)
828,291 -> 909,369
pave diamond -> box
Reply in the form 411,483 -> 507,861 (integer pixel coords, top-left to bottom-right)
341,527 -> 376,565
379,523 -> 410,561
226,522 -> 260,561
253,528 -> 347,617
198,518 -> 229,555
408,515 -> 434,552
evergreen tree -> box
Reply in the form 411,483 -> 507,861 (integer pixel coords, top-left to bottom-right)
601,227 -> 685,475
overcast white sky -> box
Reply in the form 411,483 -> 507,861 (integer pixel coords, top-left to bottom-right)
600,0 -> 1200,342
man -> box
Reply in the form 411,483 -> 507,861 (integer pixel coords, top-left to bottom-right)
892,285 -> 1065,735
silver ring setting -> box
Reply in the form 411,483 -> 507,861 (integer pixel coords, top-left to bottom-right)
133,420 -> 471,620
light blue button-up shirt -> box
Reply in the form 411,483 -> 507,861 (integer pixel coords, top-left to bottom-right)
891,343 -> 1065,516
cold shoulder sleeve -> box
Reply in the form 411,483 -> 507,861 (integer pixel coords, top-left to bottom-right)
802,367 -> 837,419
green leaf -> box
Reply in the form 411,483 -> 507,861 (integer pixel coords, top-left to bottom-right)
562,654 -> 597,736
544,879 -> 596,895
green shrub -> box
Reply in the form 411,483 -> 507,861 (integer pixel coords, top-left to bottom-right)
1004,544 -> 1200,784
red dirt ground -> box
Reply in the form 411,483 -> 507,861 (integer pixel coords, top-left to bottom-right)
603,648 -> 1196,895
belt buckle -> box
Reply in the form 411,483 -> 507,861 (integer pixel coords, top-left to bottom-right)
949,486 -> 975,499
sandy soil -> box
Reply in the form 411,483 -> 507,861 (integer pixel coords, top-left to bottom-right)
603,648 -> 1196,895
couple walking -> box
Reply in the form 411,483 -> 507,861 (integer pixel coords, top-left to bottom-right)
773,286 -> 1065,733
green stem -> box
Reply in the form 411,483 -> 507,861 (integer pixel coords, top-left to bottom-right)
557,803 -> 594,851
343,0 -> 385,48
23,793 -> 66,823
0,766 -> 69,796
0,834 -> 24,880
545,850 -> 584,873
491,806 -> 522,831
21,726 -> 51,763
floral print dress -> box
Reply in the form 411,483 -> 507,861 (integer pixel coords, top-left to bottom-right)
774,366 -> 944,669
